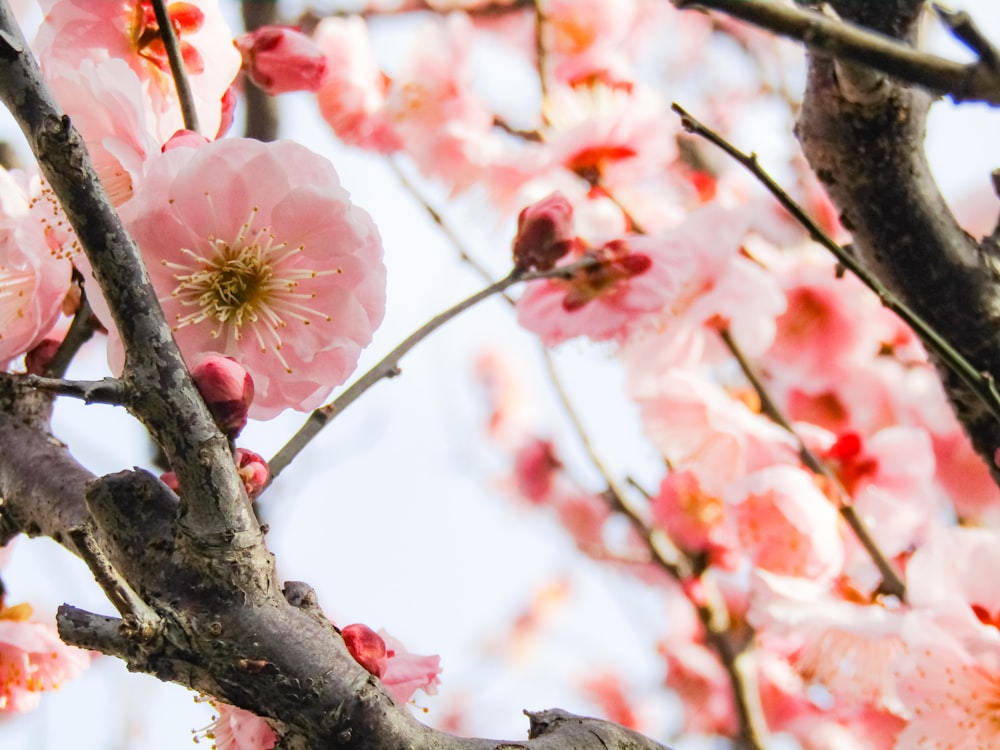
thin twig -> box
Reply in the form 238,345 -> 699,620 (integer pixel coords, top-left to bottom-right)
673,103 -> 1000,428
45,282 -> 96,378
69,528 -> 162,640
933,3 -> 1000,71
268,259 -> 598,481
19,374 -> 126,405
150,0 -> 200,133
673,0 -> 1000,105
719,328 -> 907,601
533,0 -> 551,125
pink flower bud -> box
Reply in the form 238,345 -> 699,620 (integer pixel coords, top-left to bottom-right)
341,623 -> 388,678
235,448 -> 268,499
25,338 -> 62,375
159,471 -> 179,493
512,192 -> 577,272
236,26 -> 327,96
190,355 -> 254,439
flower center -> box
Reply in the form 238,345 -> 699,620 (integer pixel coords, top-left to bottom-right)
162,208 -> 340,373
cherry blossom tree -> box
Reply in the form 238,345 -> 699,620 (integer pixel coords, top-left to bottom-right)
1,1 -> 1000,749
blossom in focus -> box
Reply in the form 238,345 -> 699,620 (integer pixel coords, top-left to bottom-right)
0,170 -> 74,367
96,138 -> 385,419
236,26 -> 327,95
0,601 -> 90,713
208,703 -> 276,750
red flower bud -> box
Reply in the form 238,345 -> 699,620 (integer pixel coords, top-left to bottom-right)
341,623 -> 388,678
512,192 -> 577,271
236,26 -> 328,96
190,355 -> 254,439
235,448 -> 269,499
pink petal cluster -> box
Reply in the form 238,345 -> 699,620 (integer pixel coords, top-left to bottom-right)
207,703 -> 276,750
236,26 -> 327,96
0,603 -> 90,713
37,0 -> 241,140
92,137 -> 386,419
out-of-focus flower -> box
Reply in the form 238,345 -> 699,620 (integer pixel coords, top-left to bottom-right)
0,601 -> 90,713
314,16 -> 401,152
93,138 -> 385,419
379,630 -> 441,704
236,26 -> 327,95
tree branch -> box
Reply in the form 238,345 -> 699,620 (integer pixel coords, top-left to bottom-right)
794,0 -> 1000,486
674,0 -> 1000,104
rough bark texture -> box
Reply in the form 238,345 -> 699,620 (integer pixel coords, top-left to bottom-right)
796,0 -> 1000,481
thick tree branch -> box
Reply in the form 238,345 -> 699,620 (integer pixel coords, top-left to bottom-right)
795,2 -> 1000,481
0,2 -> 255,559
674,0 -> 1000,103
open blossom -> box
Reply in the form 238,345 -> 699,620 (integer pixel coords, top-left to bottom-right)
0,602 -> 90,713
97,138 -> 385,418
207,703 -> 276,750
0,170 -> 74,367
37,0 -> 240,140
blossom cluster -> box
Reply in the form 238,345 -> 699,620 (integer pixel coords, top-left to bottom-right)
1,0 -> 998,749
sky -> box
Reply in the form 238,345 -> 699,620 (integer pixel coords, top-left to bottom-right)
2,1 -> 1000,749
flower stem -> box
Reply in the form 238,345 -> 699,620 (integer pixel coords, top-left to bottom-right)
150,0 -> 200,134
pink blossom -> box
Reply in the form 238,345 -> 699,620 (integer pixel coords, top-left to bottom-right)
544,80 -> 676,188
236,26 -> 326,95
635,369 -> 798,497
313,16 -> 401,152
658,637 -> 737,736
651,469 -> 738,567
208,703 -> 276,750
545,0 -> 637,82
0,171 -> 74,367
513,438 -> 562,503
37,0 -> 241,140
0,603 -> 90,713
515,235 -> 689,345
378,630 -> 441,704
45,58 -> 158,205
894,623 -> 1000,749
94,138 -> 385,418
728,466 -> 844,582
748,571 -> 905,709
382,15 -> 497,192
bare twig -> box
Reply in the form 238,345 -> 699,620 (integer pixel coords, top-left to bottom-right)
19,374 -> 125,405
933,3 -> 1000,70
44,282 -> 97,378
150,0 -> 200,133
672,103 -> 1000,428
268,258 -> 601,481
673,0 -> 1000,104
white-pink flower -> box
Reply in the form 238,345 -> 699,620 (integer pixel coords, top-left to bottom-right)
96,138 -> 385,418
0,604 -> 90,713
37,0 -> 240,140
208,703 -> 276,750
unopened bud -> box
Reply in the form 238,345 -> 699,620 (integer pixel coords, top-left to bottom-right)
235,448 -> 269,499
341,623 -> 388,677
191,355 -> 254,439
25,338 -> 62,375
512,192 -> 577,272
236,26 -> 328,95
160,471 -> 179,493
